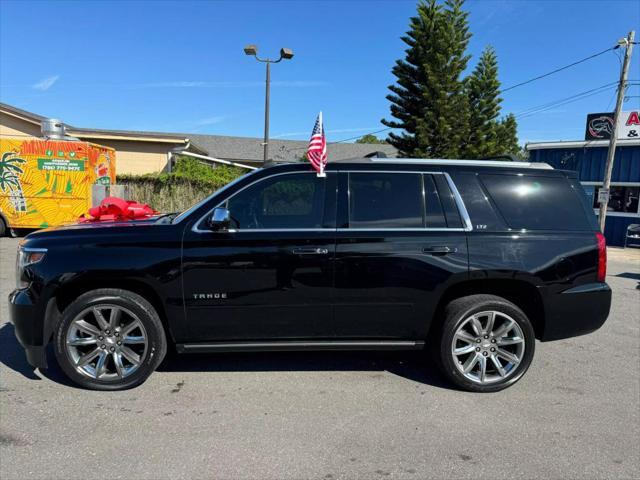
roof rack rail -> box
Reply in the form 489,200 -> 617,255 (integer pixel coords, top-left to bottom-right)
364,158 -> 553,169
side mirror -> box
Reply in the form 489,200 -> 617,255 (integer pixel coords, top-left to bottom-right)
207,207 -> 231,231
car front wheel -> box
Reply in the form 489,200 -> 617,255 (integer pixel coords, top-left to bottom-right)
438,294 -> 535,393
54,288 -> 167,390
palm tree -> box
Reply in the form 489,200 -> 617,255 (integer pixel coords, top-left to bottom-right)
0,151 -> 27,212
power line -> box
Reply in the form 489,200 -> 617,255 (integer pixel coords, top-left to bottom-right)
517,85 -> 618,120
501,46 -> 616,93
515,82 -> 618,119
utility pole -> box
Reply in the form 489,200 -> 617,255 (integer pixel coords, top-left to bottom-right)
599,30 -> 635,232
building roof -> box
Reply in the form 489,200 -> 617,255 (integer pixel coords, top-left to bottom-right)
188,134 -> 398,163
0,102 -> 398,161
527,139 -> 640,150
0,101 -> 46,124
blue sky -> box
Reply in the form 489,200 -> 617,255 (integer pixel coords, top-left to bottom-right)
1,0 -> 638,144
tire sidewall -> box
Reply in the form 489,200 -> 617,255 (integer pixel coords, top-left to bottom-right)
440,298 -> 535,393
54,290 -> 166,390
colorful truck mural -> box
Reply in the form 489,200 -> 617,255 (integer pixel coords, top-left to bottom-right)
0,138 -> 116,231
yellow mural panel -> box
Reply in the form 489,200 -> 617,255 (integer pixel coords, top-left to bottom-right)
0,138 -> 116,229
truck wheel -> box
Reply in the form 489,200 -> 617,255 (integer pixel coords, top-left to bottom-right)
437,294 -> 535,393
54,289 -> 167,390
0,217 -> 6,237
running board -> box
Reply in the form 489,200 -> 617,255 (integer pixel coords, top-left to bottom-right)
176,340 -> 425,354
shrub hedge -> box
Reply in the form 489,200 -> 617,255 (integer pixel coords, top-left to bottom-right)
116,157 -> 246,213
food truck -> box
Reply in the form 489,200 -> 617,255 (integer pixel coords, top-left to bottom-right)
0,137 -> 116,234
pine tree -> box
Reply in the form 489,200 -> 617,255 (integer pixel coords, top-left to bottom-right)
495,114 -> 519,156
382,0 -> 471,158
464,46 -> 502,158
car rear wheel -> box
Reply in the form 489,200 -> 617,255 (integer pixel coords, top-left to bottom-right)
438,294 -> 535,393
54,288 -> 167,390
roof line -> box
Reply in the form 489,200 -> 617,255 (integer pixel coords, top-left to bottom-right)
527,139 -> 640,150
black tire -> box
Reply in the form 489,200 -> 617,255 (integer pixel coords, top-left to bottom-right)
54,288 -> 167,390
437,294 -> 535,393
0,216 -> 6,237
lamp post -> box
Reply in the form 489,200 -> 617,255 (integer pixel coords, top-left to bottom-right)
244,45 -> 294,165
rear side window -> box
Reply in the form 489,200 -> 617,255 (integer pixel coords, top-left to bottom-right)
480,174 -> 591,231
349,173 -> 423,228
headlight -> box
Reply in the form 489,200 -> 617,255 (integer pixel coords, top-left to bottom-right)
16,246 -> 47,289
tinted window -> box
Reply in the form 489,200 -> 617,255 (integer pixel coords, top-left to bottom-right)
226,173 -> 325,229
433,174 -> 462,228
424,175 -> 447,228
349,173 -> 423,228
480,174 -> 591,231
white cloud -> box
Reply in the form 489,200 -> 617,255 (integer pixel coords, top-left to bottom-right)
195,116 -> 225,126
32,75 -> 60,91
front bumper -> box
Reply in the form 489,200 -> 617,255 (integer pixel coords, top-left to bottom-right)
8,289 -> 52,369
541,282 -> 612,341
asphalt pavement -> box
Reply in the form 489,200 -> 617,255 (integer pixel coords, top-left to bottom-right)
1,236 -> 638,480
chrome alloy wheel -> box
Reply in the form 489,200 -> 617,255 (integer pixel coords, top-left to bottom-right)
451,311 -> 525,385
65,305 -> 148,381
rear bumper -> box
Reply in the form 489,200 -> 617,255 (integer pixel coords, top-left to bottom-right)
8,289 -> 50,369
541,282 -> 612,341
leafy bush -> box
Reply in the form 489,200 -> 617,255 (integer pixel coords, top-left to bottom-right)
117,157 -> 247,213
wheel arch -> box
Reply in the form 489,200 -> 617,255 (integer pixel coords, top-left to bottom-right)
429,279 -> 545,339
51,277 -> 175,344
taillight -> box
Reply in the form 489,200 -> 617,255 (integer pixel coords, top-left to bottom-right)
596,232 -> 607,282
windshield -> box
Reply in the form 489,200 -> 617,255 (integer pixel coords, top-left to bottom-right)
171,169 -> 260,224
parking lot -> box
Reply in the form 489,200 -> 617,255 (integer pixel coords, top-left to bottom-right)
0,235 -> 638,480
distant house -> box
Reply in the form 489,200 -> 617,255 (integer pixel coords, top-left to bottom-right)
0,102 -> 397,174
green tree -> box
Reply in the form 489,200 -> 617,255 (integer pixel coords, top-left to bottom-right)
382,0 -> 471,158
495,114 -> 519,156
464,46 -> 502,158
355,134 -> 387,144
383,0 -> 520,158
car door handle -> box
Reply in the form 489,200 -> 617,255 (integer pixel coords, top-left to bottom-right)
422,246 -> 455,255
292,247 -> 329,255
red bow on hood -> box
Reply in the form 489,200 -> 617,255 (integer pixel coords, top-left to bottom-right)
79,196 -> 158,222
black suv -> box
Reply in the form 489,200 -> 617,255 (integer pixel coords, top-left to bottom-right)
9,159 -> 612,392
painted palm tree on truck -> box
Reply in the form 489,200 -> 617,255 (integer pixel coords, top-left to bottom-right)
0,151 -> 27,213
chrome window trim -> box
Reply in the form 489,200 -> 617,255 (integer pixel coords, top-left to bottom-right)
337,228 -> 467,232
192,169 -> 473,233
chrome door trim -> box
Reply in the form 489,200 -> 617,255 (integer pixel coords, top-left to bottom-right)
192,169 -> 473,233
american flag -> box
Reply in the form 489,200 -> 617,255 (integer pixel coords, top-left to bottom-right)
307,112 -> 327,176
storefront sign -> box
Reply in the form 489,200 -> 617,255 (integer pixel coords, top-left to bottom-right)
585,111 -> 640,140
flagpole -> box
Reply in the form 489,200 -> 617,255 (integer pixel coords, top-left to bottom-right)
318,111 -> 326,177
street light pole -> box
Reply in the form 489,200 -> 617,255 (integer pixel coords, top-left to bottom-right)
244,45 -> 294,166
264,61 -> 270,165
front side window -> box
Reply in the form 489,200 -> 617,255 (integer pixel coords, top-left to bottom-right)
348,173 -> 424,228
226,173 -> 326,229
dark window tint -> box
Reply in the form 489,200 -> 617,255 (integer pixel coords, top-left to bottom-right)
433,174 -> 462,228
349,173 -> 423,228
227,173 -> 325,229
480,174 -> 591,231
424,175 -> 447,228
